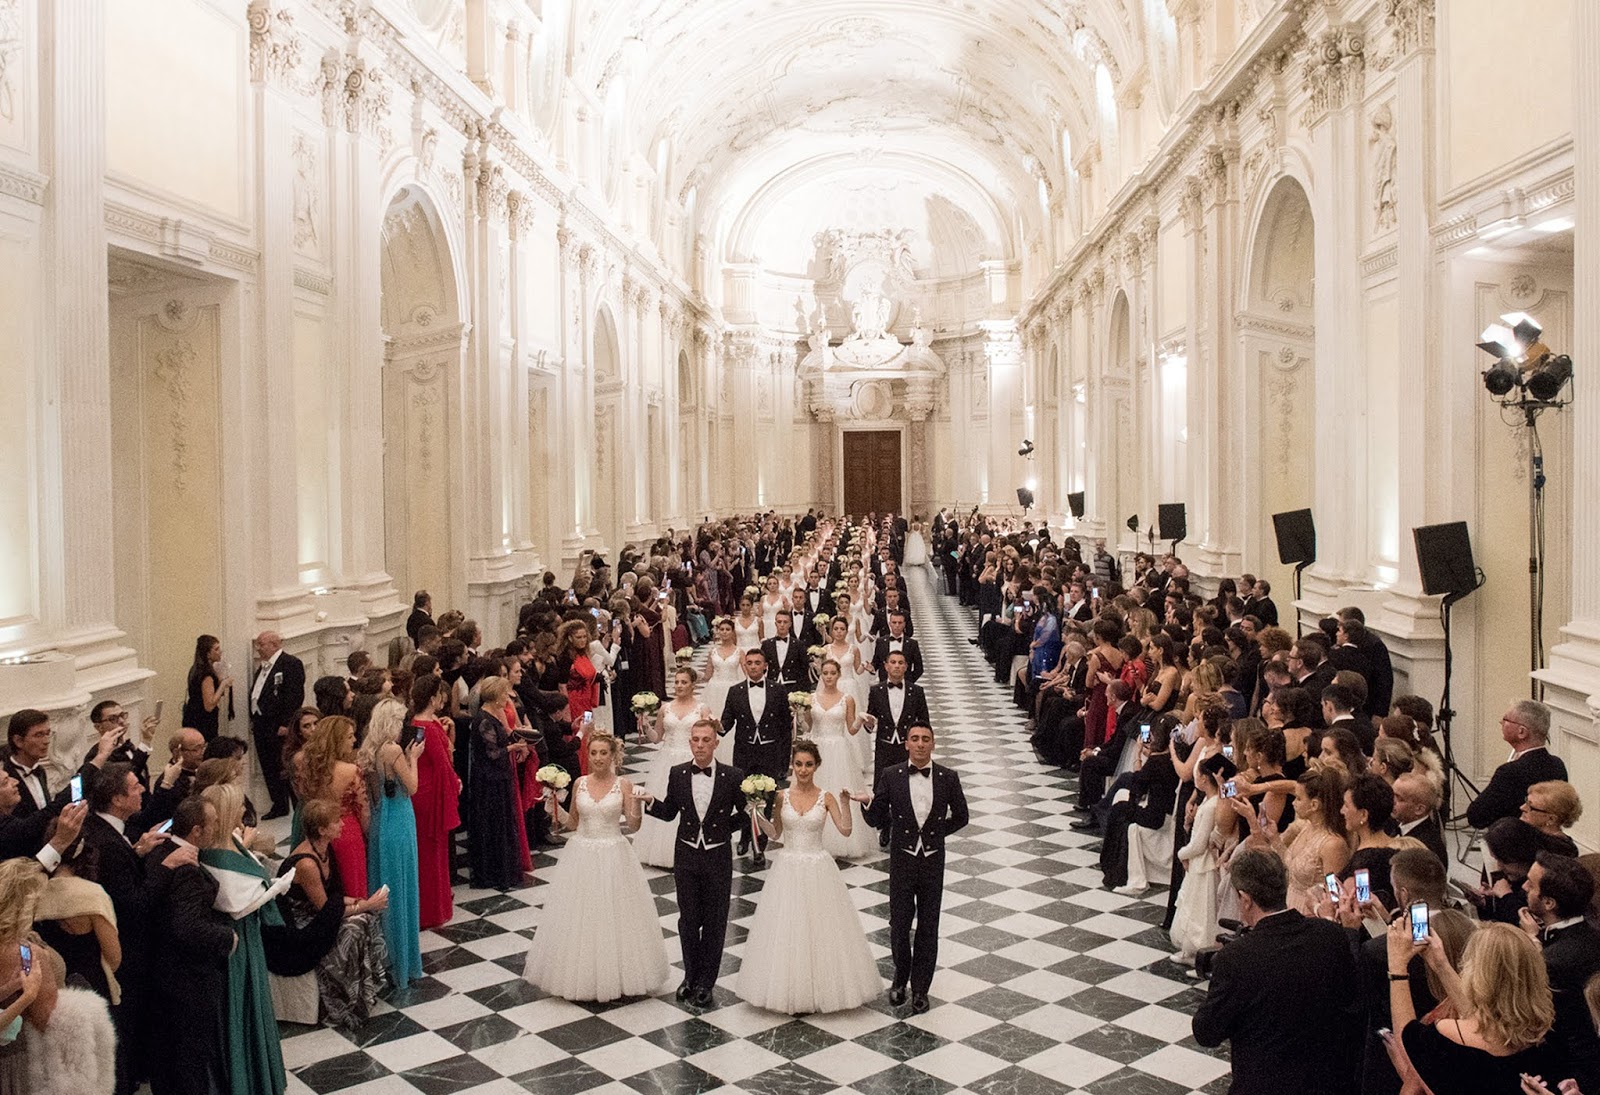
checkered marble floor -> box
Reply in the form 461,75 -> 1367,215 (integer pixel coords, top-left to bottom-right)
279,566 -> 1232,1095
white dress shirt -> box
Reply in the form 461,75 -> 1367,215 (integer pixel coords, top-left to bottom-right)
887,683 -> 906,723
96,811 -> 130,845
690,761 -> 716,818
13,759 -> 49,810
772,639 -> 790,671
748,680 -> 767,724
251,648 -> 283,716
909,765 -> 934,854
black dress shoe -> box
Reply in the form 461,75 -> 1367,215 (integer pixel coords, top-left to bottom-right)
878,832 -> 890,850
911,993 -> 930,1014
691,988 -> 714,1008
752,851 -> 766,869
1070,819 -> 1101,834
887,985 -> 908,1007
262,806 -> 290,821
675,982 -> 692,1002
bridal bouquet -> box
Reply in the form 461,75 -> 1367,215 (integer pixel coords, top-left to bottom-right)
812,613 -> 831,633
535,765 -> 571,791
630,692 -> 661,715
806,645 -> 825,661
787,691 -> 812,710
739,774 -> 777,810
674,647 -> 695,666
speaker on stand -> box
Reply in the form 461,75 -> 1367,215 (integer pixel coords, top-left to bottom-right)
1158,503 -> 1187,552
1067,491 -> 1085,520
1272,509 -> 1317,636
1413,520 -> 1485,826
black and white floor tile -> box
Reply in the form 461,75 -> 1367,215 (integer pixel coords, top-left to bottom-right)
278,567 -> 1232,1095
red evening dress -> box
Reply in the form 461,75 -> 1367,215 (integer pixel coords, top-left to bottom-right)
412,715 -> 462,929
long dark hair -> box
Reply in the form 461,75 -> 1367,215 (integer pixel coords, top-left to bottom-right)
189,634 -> 220,688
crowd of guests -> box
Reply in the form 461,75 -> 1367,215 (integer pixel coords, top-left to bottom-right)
933,511 -> 1599,1094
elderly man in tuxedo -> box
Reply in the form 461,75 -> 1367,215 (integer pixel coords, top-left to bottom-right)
1466,699 -> 1569,829
861,725 -> 967,1014
719,648 -> 793,865
249,630 -> 305,819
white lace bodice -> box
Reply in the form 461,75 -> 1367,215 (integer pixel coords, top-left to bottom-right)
575,777 -> 627,842
779,792 -> 829,857
760,595 -> 787,628
809,695 -> 850,742
707,646 -> 745,684
659,705 -> 701,751
824,642 -> 859,679
734,617 -> 762,650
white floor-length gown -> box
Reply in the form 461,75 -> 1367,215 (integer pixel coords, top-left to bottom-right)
632,705 -> 704,868
701,646 -> 745,764
734,793 -> 881,1014
806,697 -> 877,858
733,616 -> 762,653
522,778 -> 670,1002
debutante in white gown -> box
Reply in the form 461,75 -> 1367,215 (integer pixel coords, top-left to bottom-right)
733,616 -> 762,653
701,646 -> 745,764
522,778 -> 670,1002
904,526 -> 929,567
760,594 -> 787,635
632,705 -> 703,868
824,642 -> 867,712
806,697 -> 877,859
734,793 -> 882,1014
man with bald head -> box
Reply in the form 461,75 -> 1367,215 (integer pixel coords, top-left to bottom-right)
249,630 -> 304,819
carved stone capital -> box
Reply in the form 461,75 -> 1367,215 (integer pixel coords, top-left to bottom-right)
476,161 -> 508,223
507,189 -> 534,236
1302,24 -> 1366,123
247,0 -> 304,86
320,51 -> 392,137
1385,0 -> 1435,58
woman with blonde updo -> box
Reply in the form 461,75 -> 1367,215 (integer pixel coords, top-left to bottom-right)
522,732 -> 669,1001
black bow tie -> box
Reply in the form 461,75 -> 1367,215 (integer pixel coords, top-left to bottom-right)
693,766 -> 714,777
885,683 -> 903,690
912,766 -> 931,778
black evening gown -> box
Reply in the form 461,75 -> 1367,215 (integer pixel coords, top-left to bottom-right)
468,713 -> 525,890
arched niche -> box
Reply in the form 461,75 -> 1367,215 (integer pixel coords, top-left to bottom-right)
380,185 -> 464,609
1239,175 -> 1316,596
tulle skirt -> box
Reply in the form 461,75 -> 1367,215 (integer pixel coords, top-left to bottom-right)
522,833 -> 670,1002
904,532 -> 929,567
735,847 -> 881,1014
1170,864 -> 1220,958
809,738 -> 877,859
632,737 -> 694,868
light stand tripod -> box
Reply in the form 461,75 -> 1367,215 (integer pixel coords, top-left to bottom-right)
1523,404 -> 1548,699
1438,583 -> 1484,828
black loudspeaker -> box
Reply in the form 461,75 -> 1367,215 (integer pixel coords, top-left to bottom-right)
1067,491 -> 1086,519
1273,509 -> 1317,565
1017,487 -> 1035,508
1158,503 -> 1187,542
1413,522 -> 1479,599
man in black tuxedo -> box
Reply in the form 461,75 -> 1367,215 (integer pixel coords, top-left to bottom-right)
1192,849 -> 1361,1095
248,631 -> 305,819
798,508 -> 818,535
145,795 -> 234,1095
861,725 -> 968,1013
1062,580 -> 1092,623
865,652 -> 932,777
1322,684 -> 1376,754
719,650 -> 793,863
644,720 -> 747,1007
1289,639 -> 1335,729
789,588 -> 822,648
1074,682 -> 1137,815
1338,609 -> 1394,718
1251,579 -> 1280,627
872,587 -> 914,639
1525,853 -> 1600,1093
1390,773 -> 1449,866
80,700 -> 161,791
871,611 -> 924,684
3,708 -> 58,819
406,590 -> 434,644
761,610 -> 811,694
1467,700 -> 1569,829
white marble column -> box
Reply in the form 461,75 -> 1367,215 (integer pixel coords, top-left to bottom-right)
556,227 -> 586,562
1537,0 -> 1600,848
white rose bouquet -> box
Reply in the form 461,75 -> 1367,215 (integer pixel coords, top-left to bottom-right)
739,774 -> 776,810
630,692 -> 661,715
535,765 -> 571,791
787,691 -> 813,710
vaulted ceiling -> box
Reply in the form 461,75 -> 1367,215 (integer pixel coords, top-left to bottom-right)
570,0 -> 1154,276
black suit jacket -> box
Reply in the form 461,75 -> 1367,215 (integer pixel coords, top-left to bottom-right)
1192,910 -> 1361,1095
406,608 -> 434,643
871,606 -> 914,639
1466,748 -> 1569,829
644,761 -> 748,867
863,761 -> 968,858
81,812 -> 155,981
1,753 -> 58,819
1398,813 -> 1449,866
1355,631 -> 1395,717
761,636 -> 811,692
719,679 -> 793,757
872,635 -> 924,684
251,650 -> 306,732
1544,921 -> 1600,1092
865,683 -> 932,751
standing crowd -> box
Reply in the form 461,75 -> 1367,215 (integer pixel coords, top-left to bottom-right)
932,509 -> 1599,1095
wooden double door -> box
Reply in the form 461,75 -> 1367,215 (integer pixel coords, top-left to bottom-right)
842,429 -> 902,517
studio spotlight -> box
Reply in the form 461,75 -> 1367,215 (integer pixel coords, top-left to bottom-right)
1525,354 -> 1573,403
1125,515 -> 1139,533
1018,439 -> 1035,457
1482,359 -> 1519,396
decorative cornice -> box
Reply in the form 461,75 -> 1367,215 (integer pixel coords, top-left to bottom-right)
1235,311 -> 1313,341
1361,245 -> 1399,279
0,162 -> 48,205
293,266 -> 332,295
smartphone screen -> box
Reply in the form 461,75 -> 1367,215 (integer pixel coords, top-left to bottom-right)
18,943 -> 30,975
1223,779 -> 1237,799
1355,868 -> 1371,904
1222,745 -> 1234,760
155,819 -> 174,835
1139,723 -> 1152,743
153,699 -> 165,723
70,774 -> 84,803
1409,902 -> 1430,944
1325,873 -> 1341,899
589,607 -> 601,618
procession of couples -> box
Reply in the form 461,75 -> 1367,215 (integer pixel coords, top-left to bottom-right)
520,517 -> 968,1016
